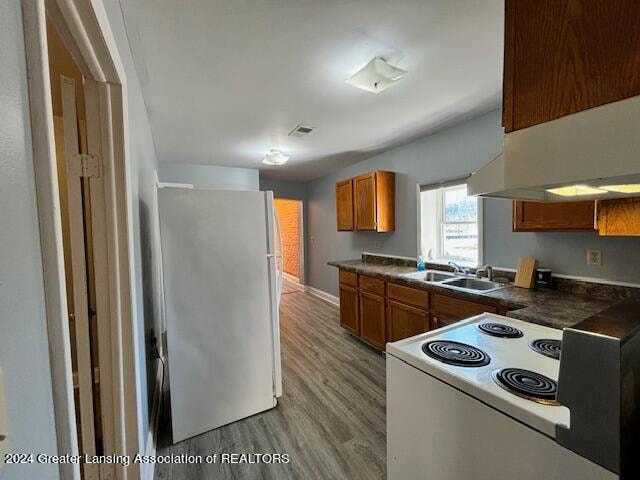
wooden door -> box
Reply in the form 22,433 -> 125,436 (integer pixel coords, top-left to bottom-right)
61,76 -> 99,479
336,179 -> 354,231
354,172 -> 376,231
339,285 -> 359,335
432,294 -> 498,322
513,200 -> 595,231
503,0 -> 640,132
597,198 -> 640,236
359,291 -> 386,349
386,301 -> 429,342
431,314 -> 458,330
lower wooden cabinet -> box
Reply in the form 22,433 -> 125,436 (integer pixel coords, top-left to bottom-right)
431,314 -> 459,329
432,293 -> 498,325
359,291 -> 386,350
386,300 -> 430,343
339,285 -> 359,336
337,269 -> 504,348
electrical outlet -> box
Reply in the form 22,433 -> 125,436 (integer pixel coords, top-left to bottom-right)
374,240 -> 383,249
586,248 -> 602,266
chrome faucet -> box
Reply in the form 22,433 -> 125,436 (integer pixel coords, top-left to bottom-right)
476,265 -> 494,281
448,261 -> 470,276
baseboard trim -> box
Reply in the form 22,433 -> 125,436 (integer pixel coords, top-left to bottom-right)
304,285 -> 339,306
282,271 -> 300,284
141,360 -> 164,480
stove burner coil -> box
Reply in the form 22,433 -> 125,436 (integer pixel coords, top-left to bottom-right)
422,340 -> 491,367
529,339 -> 562,360
492,368 -> 559,405
478,322 -> 524,338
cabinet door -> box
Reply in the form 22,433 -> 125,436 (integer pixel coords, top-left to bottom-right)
432,294 -> 498,322
354,173 -> 377,231
503,0 -> 640,132
597,198 -> 640,236
339,285 -> 359,335
431,314 -> 458,330
386,300 -> 429,343
359,291 -> 386,350
513,200 -> 595,232
336,179 -> 354,231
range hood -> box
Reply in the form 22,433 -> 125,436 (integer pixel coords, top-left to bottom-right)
468,95 -> 640,201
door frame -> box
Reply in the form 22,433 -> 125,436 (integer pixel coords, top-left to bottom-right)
22,1 -> 140,479
273,197 -> 305,284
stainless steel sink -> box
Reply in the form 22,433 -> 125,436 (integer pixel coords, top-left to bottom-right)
401,270 -> 456,282
441,277 -> 507,292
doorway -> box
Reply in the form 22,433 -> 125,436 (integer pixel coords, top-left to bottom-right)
47,19 -> 103,477
274,199 -> 304,294
23,1 -> 141,479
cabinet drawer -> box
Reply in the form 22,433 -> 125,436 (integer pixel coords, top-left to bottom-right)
387,283 -> 429,310
339,269 -> 357,287
358,275 -> 385,296
433,294 -> 498,320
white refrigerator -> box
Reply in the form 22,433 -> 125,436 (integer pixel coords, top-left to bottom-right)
158,188 -> 283,443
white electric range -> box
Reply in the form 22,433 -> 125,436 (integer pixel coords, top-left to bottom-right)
386,313 -> 617,480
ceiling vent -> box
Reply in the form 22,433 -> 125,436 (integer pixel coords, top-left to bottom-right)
288,125 -> 315,137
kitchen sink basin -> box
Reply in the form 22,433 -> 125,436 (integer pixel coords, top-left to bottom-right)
401,270 -> 456,282
441,277 -> 507,292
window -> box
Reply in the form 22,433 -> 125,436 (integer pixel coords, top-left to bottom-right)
419,182 -> 482,265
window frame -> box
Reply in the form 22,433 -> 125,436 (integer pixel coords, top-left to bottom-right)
418,181 -> 484,267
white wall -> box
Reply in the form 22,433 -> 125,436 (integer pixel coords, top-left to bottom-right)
159,163 -> 259,191
0,2 -> 60,479
305,110 -> 640,297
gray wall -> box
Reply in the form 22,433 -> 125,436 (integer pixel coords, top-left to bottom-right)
304,110 -> 640,296
0,2 -> 60,479
260,177 -> 307,201
159,163 -> 259,191
103,0 -> 163,457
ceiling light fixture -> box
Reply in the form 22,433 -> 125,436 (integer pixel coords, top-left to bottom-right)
546,185 -> 607,197
600,184 -> 640,194
262,149 -> 290,166
346,56 -> 408,94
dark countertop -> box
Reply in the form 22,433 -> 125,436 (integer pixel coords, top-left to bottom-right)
329,259 -> 616,329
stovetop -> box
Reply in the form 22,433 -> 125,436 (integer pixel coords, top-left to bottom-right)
386,313 -> 568,438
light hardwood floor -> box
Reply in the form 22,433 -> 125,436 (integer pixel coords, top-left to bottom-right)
154,282 -> 386,480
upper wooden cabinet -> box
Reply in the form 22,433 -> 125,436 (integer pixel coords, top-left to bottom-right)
513,200 -> 595,232
336,179 -> 354,231
596,199 -> 640,237
503,0 -> 640,132
335,170 -> 395,232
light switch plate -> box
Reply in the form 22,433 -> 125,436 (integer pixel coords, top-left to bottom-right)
586,248 -> 602,266
0,368 -> 7,469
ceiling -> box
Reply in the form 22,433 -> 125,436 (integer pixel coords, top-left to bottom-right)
120,0 -> 503,181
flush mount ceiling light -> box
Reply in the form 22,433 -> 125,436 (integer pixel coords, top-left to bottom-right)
546,185 -> 607,197
346,57 -> 408,94
600,184 -> 640,194
262,149 -> 290,166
